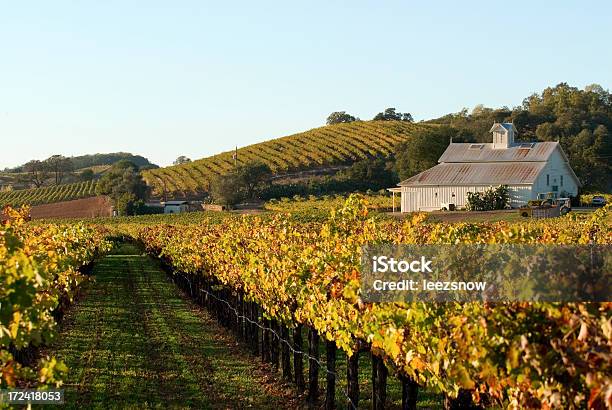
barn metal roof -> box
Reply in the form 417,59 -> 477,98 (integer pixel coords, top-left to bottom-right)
398,162 -> 545,186
438,141 -> 558,163
163,200 -> 189,205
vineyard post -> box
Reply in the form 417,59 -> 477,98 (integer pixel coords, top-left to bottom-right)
293,324 -> 305,393
400,375 -> 418,410
372,354 -> 379,408
280,324 -> 292,380
324,340 -> 337,410
307,327 -> 320,403
232,292 -> 239,336
347,350 -> 360,410
250,302 -> 259,355
262,317 -> 271,363
270,319 -> 280,369
372,354 -> 388,410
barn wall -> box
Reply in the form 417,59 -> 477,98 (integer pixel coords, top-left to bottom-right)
533,149 -> 579,198
400,184 -> 533,212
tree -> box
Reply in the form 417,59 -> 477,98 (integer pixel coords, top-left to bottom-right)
236,161 -> 272,199
79,169 -> 95,181
95,161 -> 148,215
373,108 -> 413,122
174,156 -> 192,165
429,83 -> 612,190
22,160 -> 50,188
338,157 -> 396,190
395,126 -> 460,180
44,155 -> 73,185
326,111 -> 357,125
209,172 -> 243,206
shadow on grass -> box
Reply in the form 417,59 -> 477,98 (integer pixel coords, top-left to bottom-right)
49,243 -> 289,409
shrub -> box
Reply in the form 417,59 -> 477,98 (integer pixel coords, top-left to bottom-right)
466,185 -> 509,211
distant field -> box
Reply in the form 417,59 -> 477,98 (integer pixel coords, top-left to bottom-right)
142,120 -> 427,197
0,180 -> 97,207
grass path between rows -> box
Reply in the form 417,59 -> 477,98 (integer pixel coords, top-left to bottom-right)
49,243 -> 295,409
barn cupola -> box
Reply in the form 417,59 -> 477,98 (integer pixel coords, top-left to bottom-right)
490,122 -> 517,149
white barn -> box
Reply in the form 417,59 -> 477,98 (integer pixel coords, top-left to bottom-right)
393,123 -> 581,212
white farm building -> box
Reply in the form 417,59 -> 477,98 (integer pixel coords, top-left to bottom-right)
392,123 -> 581,212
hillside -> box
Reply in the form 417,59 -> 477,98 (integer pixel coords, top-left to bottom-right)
143,120 -> 427,197
5,152 -> 156,173
0,180 -> 97,208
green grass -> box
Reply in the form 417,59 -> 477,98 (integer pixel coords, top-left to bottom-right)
43,242 -> 444,408
47,243 -> 293,409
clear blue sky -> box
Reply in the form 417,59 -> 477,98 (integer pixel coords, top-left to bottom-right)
1,1 -> 610,169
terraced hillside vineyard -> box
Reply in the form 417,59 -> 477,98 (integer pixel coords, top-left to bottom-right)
142,120 -> 427,197
0,180 -> 98,207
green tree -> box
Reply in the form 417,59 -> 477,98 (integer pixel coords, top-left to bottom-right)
429,83 -> 612,190
173,156 -> 192,165
338,157 -> 396,189
22,160 -> 50,188
326,111 -> 357,125
395,126 -> 459,180
95,161 -> 148,215
236,161 -> 273,199
44,155 -> 73,185
210,172 -> 243,206
79,169 -> 95,181
373,108 -> 413,122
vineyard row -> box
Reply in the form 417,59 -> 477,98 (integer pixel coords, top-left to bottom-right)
125,197 -> 611,409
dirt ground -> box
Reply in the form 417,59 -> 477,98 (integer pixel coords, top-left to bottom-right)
388,209 -> 521,223
29,196 -> 113,220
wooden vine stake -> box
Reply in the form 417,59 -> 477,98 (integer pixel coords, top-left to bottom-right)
400,375 -> 418,410
346,351 -> 359,409
293,325 -> 305,393
324,340 -> 337,410
371,354 -> 388,410
307,327 -> 320,404
280,325 -> 292,380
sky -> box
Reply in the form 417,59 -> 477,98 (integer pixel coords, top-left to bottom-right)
1,1 -> 611,169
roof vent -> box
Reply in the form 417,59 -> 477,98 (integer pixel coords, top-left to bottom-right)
469,144 -> 484,150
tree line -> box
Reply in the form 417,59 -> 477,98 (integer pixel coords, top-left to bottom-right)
325,83 -> 611,192
326,107 -> 413,125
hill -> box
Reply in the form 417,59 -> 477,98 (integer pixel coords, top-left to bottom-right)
70,153 -> 156,170
4,152 -> 156,173
143,120 -> 427,197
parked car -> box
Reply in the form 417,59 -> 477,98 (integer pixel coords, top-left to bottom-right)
591,195 -> 606,207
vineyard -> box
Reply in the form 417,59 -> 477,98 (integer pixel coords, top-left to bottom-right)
122,198 -> 610,409
0,207 -> 111,389
142,121 -> 426,197
2,199 -> 610,408
0,180 -> 98,208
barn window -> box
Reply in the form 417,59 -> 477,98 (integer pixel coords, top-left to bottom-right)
546,174 -> 550,185
451,193 -> 455,197
560,175 -> 564,186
